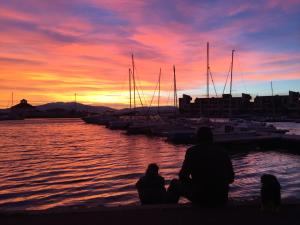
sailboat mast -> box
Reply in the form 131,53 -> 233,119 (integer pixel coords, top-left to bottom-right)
207,42 -> 209,99
230,50 -> 235,96
228,49 -> 235,118
271,81 -> 275,117
158,68 -> 161,113
271,81 -> 274,96
131,54 -> 136,109
173,65 -> 177,108
129,68 -> 132,109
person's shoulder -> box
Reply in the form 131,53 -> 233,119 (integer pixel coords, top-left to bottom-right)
187,143 -> 228,154
136,176 -> 146,185
158,175 -> 165,183
209,144 -> 232,160
186,145 -> 200,153
210,143 -> 226,151
187,143 -> 217,152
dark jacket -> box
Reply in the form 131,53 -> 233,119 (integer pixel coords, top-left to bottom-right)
136,174 -> 166,204
179,143 -> 234,203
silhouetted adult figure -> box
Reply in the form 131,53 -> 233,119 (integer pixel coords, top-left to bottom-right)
136,163 -> 166,205
179,127 -> 234,205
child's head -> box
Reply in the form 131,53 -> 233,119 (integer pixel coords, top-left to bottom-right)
260,174 -> 281,212
146,163 -> 159,176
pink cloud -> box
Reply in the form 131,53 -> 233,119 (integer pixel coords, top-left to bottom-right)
0,0 -> 299,108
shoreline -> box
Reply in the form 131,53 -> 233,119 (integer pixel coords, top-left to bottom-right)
1,197 -> 300,214
1,202 -> 299,225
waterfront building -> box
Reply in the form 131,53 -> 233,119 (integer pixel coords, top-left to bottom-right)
179,91 -> 300,117
254,91 -> 300,117
179,93 -> 252,117
179,94 -> 193,114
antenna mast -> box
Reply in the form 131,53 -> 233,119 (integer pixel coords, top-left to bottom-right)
11,92 -> 14,107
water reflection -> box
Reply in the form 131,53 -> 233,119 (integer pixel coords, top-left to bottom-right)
0,118 -> 299,211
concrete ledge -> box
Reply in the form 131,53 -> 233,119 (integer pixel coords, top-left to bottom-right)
1,203 -> 300,225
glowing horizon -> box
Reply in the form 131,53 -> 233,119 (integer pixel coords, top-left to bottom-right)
0,0 -> 299,109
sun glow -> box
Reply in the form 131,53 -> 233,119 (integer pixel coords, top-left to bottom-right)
0,0 -> 299,108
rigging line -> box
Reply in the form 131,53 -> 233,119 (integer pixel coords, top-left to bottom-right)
166,81 -> 173,106
133,63 -> 148,107
117,68 -> 130,100
136,88 -> 144,107
209,69 -> 218,97
135,82 -> 144,108
223,63 -> 231,95
146,74 -> 160,115
137,80 -> 149,107
137,82 -> 148,107
158,68 -> 161,113
148,73 -> 160,108
222,63 -> 232,95
131,57 -> 143,107
236,55 -> 248,94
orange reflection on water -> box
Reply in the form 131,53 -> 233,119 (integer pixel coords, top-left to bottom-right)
0,118 -> 300,211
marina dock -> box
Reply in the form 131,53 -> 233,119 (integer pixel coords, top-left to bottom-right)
82,114 -> 300,153
168,132 -> 300,153
215,134 -> 300,152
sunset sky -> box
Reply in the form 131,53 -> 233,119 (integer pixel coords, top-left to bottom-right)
0,0 -> 299,108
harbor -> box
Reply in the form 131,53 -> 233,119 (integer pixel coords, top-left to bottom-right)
0,118 -> 300,211
81,112 -> 300,151
1,51 -> 299,211
1,48 -> 299,214
79,51 -> 300,151
0,1 -> 300,224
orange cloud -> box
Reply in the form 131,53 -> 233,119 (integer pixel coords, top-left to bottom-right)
0,0 -> 299,108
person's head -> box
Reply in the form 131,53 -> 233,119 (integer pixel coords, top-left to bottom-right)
261,174 -> 280,188
145,163 -> 159,176
196,127 -> 213,144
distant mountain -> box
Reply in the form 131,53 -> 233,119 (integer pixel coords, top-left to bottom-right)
36,102 -> 115,113
1,102 -> 177,115
0,108 -> 9,114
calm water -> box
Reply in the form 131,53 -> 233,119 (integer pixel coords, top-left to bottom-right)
0,119 -> 300,211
